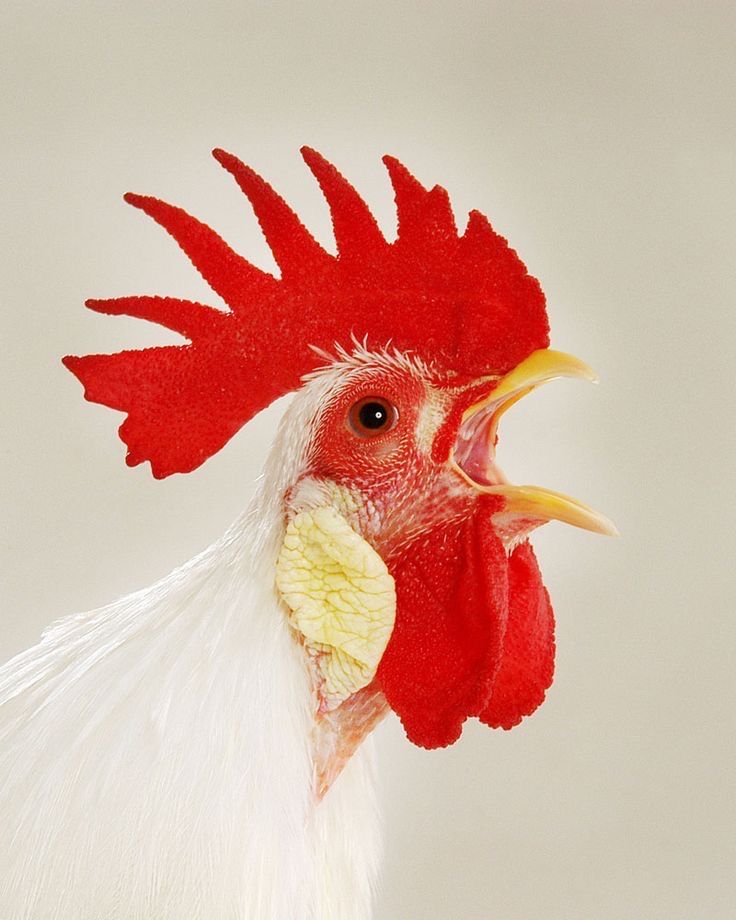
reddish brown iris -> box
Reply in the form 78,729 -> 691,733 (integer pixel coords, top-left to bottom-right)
347,397 -> 399,438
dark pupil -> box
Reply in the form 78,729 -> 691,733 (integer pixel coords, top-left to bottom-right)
359,402 -> 389,430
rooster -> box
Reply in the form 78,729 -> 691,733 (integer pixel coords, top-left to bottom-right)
0,148 -> 615,920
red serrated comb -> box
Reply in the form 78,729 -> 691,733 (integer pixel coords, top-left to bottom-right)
64,148 -> 549,478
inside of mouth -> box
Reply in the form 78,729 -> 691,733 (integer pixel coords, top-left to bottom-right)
453,403 -> 509,487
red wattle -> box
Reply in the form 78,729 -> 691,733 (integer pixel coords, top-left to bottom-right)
377,496 -> 509,749
477,541 -> 555,730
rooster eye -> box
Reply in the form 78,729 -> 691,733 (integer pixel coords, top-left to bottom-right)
347,397 -> 398,438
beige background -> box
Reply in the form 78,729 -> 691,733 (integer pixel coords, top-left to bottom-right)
2,2 -> 735,918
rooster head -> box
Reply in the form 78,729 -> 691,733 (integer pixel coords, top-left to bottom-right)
64,148 -> 615,788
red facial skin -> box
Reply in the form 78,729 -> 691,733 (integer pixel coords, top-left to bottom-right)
307,366 -> 474,557
302,363 -> 555,755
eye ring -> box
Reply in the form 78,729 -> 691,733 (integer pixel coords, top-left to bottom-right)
347,396 -> 399,438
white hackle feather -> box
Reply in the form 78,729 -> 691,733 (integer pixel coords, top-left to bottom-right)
0,360 -> 384,920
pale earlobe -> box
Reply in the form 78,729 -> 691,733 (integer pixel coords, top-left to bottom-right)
276,506 -> 396,709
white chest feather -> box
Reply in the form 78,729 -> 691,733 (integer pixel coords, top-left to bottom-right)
0,367 -> 397,920
0,509 -> 382,919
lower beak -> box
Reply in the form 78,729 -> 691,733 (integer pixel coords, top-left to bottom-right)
451,349 -> 618,538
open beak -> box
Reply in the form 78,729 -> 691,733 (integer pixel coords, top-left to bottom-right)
451,349 -> 618,538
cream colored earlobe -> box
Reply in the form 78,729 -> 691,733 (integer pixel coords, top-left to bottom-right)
276,507 -> 396,709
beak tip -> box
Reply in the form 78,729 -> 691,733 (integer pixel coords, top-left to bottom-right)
577,362 -> 600,385
579,508 -> 619,538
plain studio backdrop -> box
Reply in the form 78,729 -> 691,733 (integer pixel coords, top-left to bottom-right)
1,2 -> 734,918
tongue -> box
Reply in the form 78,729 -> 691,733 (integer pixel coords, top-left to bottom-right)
376,497 -> 556,748
376,496 -> 509,748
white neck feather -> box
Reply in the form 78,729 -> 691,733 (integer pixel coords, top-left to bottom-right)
0,377 -> 383,920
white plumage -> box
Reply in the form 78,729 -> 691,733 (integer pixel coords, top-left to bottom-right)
0,364 -> 383,920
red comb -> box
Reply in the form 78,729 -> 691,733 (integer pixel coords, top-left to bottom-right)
64,148 -> 549,477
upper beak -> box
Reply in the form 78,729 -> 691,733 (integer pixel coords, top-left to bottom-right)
451,349 -> 618,537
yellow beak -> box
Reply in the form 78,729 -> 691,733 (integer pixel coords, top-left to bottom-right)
452,349 -> 618,537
